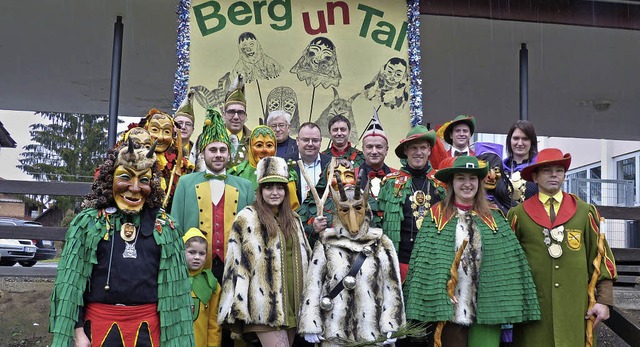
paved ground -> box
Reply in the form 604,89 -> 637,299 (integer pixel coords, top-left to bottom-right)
0,273 -> 637,346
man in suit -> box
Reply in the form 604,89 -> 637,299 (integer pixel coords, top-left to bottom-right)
171,108 -> 255,281
284,122 -> 331,203
355,108 -> 396,199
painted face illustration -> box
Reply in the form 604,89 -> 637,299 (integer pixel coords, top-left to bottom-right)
290,37 -> 341,88
382,61 -> 407,87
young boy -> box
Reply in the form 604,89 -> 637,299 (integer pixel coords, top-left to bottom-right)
183,228 -> 222,347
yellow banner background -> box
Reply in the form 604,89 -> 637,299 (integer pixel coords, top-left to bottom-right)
188,0 -> 411,167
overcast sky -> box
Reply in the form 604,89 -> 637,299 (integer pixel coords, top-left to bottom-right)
0,110 -> 135,181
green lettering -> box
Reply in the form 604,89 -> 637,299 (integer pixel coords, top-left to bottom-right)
372,21 -> 395,48
269,0 -> 292,31
228,1 -> 252,26
193,1 -> 226,36
253,0 -> 267,25
394,21 -> 408,51
357,4 -> 384,38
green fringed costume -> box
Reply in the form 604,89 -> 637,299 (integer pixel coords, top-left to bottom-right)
378,169 -> 446,251
49,208 -> 194,346
403,203 -> 541,326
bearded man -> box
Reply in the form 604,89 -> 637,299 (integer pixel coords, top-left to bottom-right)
49,140 -> 194,347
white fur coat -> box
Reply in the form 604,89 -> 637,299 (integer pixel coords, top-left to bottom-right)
298,220 -> 406,346
217,207 -> 311,328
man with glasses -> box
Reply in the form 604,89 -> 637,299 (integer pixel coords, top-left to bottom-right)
267,110 -> 298,158
284,122 -> 330,204
174,90 -> 197,164
223,76 -> 252,167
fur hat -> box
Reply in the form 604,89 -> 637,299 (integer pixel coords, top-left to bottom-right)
256,156 -> 289,184
174,90 -> 195,123
115,138 -> 157,171
198,108 -> 230,153
521,148 -> 571,181
224,74 -> 246,110
362,107 -> 387,143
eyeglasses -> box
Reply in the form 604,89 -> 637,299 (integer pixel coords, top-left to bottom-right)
299,138 -> 321,145
175,121 -> 193,128
269,123 -> 289,130
225,109 -> 247,118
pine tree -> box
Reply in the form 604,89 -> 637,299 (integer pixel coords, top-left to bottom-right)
17,112 -> 111,211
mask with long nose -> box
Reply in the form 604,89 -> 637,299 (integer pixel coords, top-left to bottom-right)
330,173 -> 370,235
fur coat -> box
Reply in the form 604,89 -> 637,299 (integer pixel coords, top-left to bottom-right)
298,219 -> 406,346
218,206 -> 312,329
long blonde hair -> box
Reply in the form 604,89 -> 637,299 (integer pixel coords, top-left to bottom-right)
253,182 -> 298,239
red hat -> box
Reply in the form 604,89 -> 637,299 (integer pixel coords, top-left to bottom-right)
521,148 -> 571,181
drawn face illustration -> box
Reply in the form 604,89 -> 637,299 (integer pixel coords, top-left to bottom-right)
382,61 -> 407,87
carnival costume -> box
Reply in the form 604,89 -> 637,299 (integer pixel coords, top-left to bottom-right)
378,126 -> 445,274
171,108 -> 255,272
507,149 -> 617,347
322,142 -> 365,169
298,170 -> 405,346
218,157 -> 312,333
429,115 -> 476,169
49,142 -> 194,347
298,160 -> 383,247
184,228 -> 222,347
224,75 -> 251,168
228,125 -> 300,209
475,142 -> 516,214
140,108 -> 194,210
404,156 -> 540,347
503,155 -> 538,203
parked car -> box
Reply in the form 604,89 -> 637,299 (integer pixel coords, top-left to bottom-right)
0,218 -> 56,267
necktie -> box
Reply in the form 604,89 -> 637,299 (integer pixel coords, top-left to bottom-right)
454,150 -> 467,156
549,197 -> 556,224
368,170 -> 386,180
204,173 -> 227,180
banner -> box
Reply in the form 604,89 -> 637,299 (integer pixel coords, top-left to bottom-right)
187,0 -> 412,162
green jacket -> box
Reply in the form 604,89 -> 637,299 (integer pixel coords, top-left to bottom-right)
378,169 -> 446,251
49,208 -> 194,346
508,193 -> 617,347
171,171 -> 254,269
404,203 -> 540,325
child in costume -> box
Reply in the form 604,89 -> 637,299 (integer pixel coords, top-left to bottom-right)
184,227 -> 222,347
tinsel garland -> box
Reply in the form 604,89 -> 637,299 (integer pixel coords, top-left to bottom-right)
173,0 -> 191,112
173,0 -> 423,125
407,0 -> 423,127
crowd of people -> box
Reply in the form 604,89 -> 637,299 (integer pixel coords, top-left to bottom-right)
49,77 -> 618,347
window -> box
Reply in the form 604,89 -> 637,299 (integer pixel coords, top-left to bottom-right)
617,157 -> 636,205
566,165 -> 601,204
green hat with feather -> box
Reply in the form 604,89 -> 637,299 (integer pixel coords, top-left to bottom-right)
197,107 -> 230,153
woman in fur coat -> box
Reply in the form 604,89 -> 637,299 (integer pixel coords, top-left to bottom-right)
218,156 -> 312,347
403,156 -> 540,347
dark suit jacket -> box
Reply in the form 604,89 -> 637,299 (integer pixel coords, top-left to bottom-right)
284,152 -> 332,203
276,136 -> 299,159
